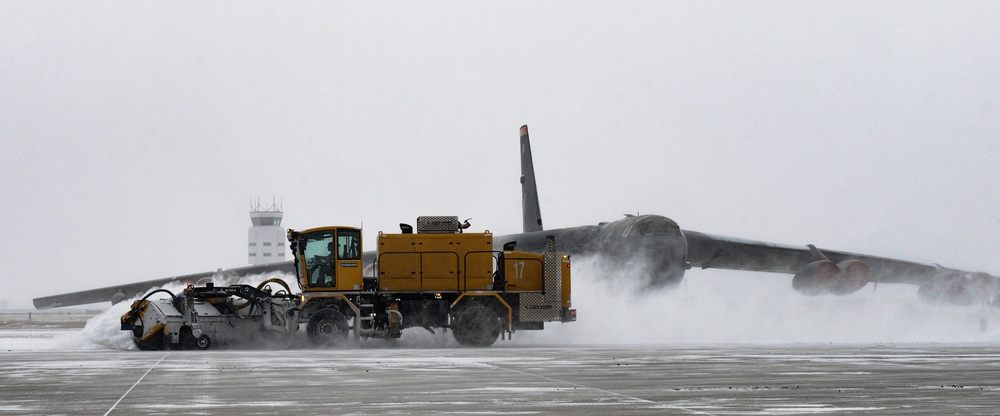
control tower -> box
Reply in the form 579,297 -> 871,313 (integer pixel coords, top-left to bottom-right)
249,199 -> 285,265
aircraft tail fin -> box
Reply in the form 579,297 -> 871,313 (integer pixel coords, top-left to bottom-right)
520,125 -> 544,232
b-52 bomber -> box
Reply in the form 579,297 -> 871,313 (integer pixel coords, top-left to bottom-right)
33,125 -> 1000,315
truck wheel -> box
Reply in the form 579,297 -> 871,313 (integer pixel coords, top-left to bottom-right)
195,335 -> 211,350
307,309 -> 349,346
453,306 -> 501,347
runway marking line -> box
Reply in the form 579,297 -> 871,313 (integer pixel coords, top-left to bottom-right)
487,363 -> 717,415
104,352 -> 171,416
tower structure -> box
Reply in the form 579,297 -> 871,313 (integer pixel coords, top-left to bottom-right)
249,199 -> 285,265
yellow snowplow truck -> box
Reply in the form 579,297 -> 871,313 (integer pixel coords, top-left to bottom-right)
121,217 -> 575,349
290,216 -> 575,347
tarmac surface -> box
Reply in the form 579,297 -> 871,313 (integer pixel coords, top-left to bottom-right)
3,311 -> 1000,415
3,342 -> 1000,415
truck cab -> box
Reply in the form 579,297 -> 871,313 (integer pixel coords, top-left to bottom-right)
288,227 -> 364,292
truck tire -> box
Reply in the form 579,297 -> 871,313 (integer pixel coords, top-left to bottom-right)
307,308 -> 349,346
194,335 -> 211,350
453,306 -> 501,347
179,326 -> 206,350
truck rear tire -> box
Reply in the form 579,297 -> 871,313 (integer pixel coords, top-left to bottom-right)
453,306 -> 501,347
307,308 -> 349,346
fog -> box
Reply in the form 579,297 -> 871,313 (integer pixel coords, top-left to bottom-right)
3,2 -> 999,343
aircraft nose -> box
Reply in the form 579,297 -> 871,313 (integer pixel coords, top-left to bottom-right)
628,231 -> 688,289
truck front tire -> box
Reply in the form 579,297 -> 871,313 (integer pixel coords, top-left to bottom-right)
307,308 -> 349,346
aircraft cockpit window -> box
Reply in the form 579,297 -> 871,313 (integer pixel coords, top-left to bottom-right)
635,217 -> 681,236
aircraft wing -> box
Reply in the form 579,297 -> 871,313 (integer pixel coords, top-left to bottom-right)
684,231 -> 939,283
32,261 -> 294,309
683,230 -> 995,304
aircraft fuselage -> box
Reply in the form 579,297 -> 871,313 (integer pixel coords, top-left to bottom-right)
496,214 -> 689,288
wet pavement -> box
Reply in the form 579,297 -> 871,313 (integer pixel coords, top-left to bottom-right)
2,343 -> 999,415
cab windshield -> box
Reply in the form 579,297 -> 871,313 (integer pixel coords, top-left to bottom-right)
302,231 -> 336,287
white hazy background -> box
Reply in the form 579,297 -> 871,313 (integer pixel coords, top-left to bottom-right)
3,2 -> 999,343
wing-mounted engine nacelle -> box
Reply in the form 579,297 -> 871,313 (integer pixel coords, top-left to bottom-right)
918,271 -> 1000,307
111,290 -> 127,305
971,272 -> 1000,308
791,246 -> 870,296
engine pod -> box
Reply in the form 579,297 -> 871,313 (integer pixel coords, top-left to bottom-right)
792,260 -> 840,296
832,259 -> 870,295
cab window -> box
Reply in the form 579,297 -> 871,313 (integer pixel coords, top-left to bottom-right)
303,231 -> 336,287
338,229 -> 361,260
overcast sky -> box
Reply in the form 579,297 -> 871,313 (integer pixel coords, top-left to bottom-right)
2,1 -> 998,323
